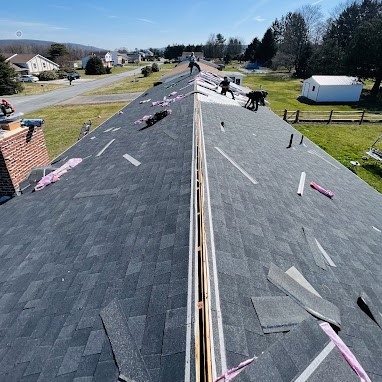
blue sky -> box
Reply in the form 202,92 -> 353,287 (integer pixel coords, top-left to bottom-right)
1,0 -> 343,50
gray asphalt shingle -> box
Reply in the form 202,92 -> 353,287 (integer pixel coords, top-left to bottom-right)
1,64 -> 382,381
0,72 -> 196,381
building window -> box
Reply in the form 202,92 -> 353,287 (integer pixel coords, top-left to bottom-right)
312,86 -> 316,91
43,63 -> 46,68
33,63 -> 37,69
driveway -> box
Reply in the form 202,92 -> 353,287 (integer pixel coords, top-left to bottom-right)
8,67 -> 145,115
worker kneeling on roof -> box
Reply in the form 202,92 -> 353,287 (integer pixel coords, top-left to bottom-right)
0,99 -> 15,117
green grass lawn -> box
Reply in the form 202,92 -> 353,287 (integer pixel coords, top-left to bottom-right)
23,103 -> 126,160
14,82 -> 67,96
294,123 -> 382,192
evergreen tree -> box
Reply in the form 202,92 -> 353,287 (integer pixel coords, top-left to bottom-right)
0,54 -> 23,96
85,56 -> 106,75
257,28 -> 277,66
244,37 -> 261,62
346,17 -> 382,95
47,43 -> 69,65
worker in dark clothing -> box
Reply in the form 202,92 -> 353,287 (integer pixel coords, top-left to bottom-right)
189,52 -> 201,75
245,90 -> 268,111
219,77 -> 235,99
0,99 -> 15,116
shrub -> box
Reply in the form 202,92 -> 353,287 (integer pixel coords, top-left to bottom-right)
141,66 -> 152,77
106,67 -> 112,74
38,70 -> 58,81
151,62 -> 159,72
85,56 -> 106,75
56,69 -> 69,79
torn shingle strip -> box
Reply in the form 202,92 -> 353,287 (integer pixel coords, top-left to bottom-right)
358,291 -> 382,329
215,147 -> 258,185
307,149 -> 340,169
251,296 -> 309,333
315,239 -> 336,267
123,153 -> 141,167
297,172 -> 306,196
294,341 -> 336,381
96,139 -> 115,157
267,263 -> 341,328
73,188 -> 121,199
285,266 -> 321,297
302,227 -> 327,270
294,342 -> 360,382
100,298 -> 152,382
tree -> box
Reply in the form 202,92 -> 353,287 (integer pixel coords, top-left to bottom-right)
226,38 -> 243,59
312,0 -> 382,76
85,56 -> 106,75
276,12 -> 312,76
244,37 -> 261,62
0,54 -> 23,96
257,28 -> 277,66
47,43 -> 69,65
204,34 -> 217,58
297,4 -> 324,44
346,17 -> 382,94
215,33 -> 226,58
163,44 -> 185,60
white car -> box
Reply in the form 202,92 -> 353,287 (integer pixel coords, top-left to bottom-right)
19,75 -> 39,83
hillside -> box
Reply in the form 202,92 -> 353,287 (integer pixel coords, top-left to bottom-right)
0,39 -> 105,52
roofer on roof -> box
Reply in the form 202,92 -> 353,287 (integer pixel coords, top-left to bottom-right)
218,76 -> 235,100
189,52 -> 201,75
0,99 -> 15,117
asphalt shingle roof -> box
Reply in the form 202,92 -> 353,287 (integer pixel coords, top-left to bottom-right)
1,64 -> 382,381
197,85 -> 382,380
0,74 -> 196,381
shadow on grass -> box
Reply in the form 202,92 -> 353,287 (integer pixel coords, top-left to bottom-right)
362,163 -> 382,176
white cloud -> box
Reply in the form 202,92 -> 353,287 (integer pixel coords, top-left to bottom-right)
49,4 -> 72,10
0,19 -> 67,31
254,16 -> 266,22
312,0 -> 323,4
136,18 -> 155,24
108,15 -> 119,19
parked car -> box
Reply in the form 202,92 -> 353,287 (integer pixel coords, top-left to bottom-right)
19,75 -> 39,83
67,72 -> 81,80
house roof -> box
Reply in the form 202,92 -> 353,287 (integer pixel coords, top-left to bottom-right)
309,75 -> 363,86
5,53 -> 59,67
1,64 -> 382,381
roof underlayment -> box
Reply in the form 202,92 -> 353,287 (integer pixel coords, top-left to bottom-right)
1,63 -> 382,381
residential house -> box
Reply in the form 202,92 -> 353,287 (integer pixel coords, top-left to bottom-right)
110,51 -> 129,66
4,53 -> 59,74
126,52 -> 142,63
82,51 -> 114,69
1,61 -> 381,382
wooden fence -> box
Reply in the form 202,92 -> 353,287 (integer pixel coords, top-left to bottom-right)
274,110 -> 382,124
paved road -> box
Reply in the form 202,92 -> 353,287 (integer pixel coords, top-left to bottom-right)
8,67 -> 145,115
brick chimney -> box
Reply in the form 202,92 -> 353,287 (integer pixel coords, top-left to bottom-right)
0,125 -> 50,196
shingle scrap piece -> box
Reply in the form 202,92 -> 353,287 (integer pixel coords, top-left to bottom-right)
267,263 -> 341,328
302,227 -> 327,270
358,291 -> 382,329
100,298 -> 152,382
251,296 -> 310,333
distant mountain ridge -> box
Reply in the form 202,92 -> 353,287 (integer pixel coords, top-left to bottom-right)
0,39 -> 106,52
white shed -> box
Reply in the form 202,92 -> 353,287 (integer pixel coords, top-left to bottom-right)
302,76 -> 363,102
222,71 -> 245,86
